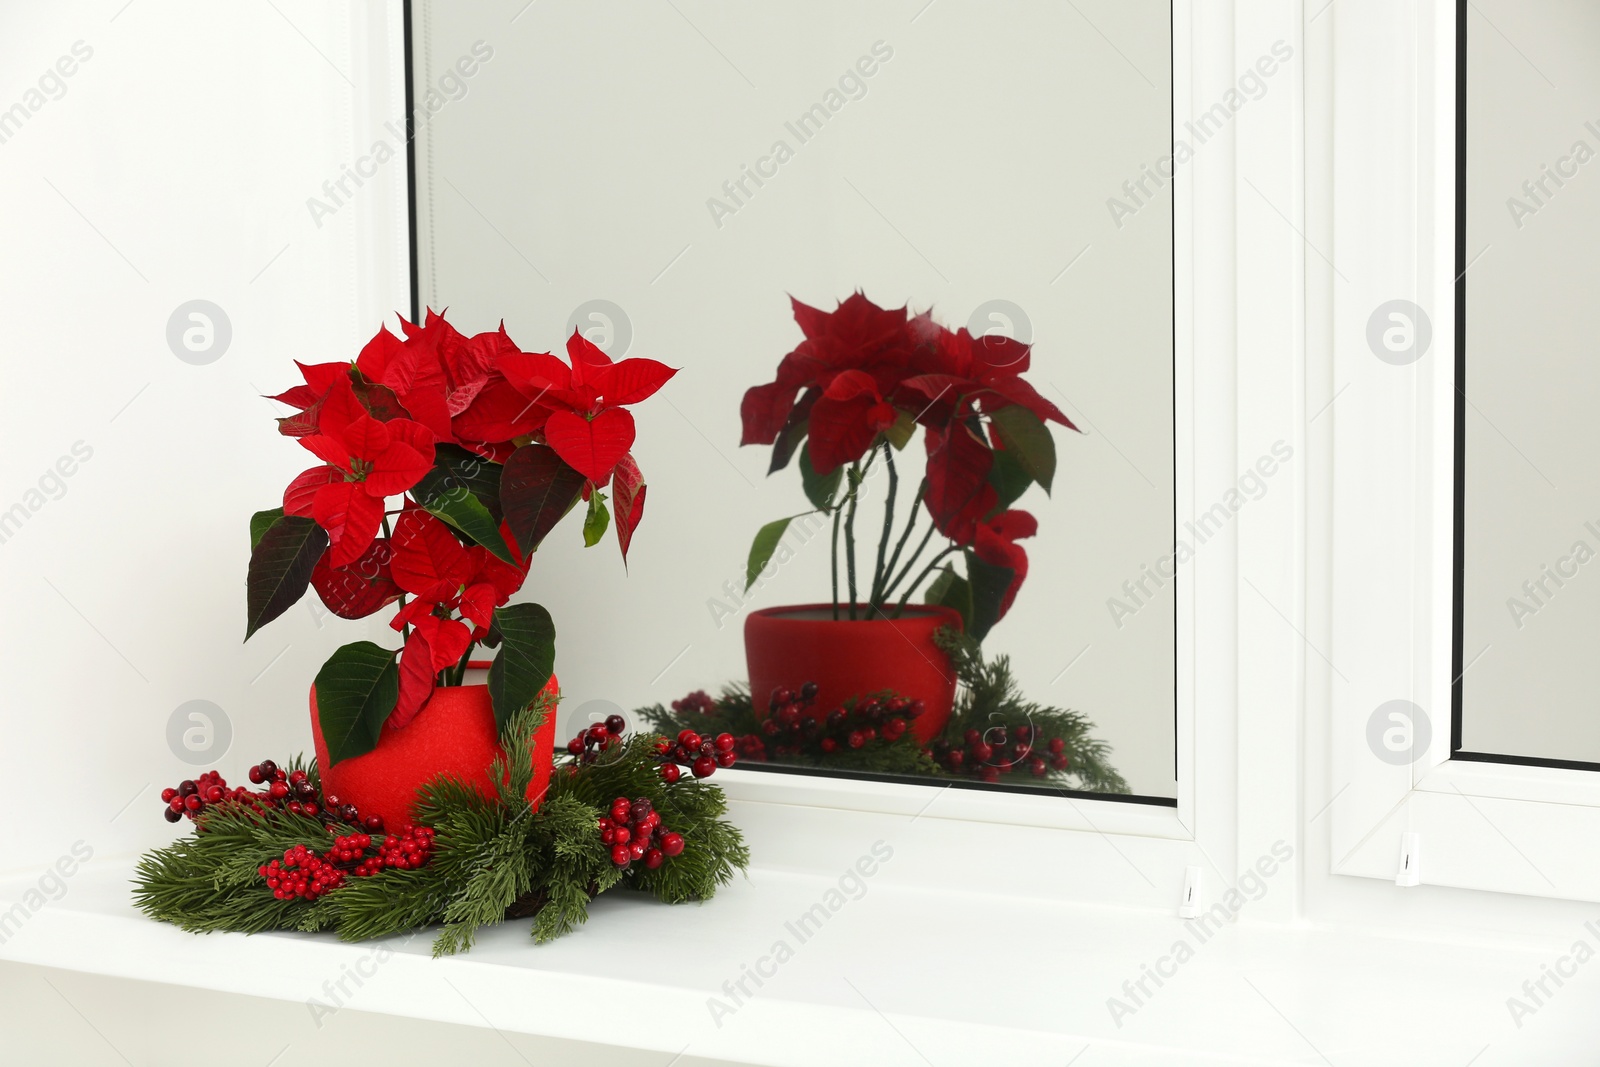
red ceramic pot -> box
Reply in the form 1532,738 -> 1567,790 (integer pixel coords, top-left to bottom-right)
310,678 -> 559,831
744,604 -> 962,744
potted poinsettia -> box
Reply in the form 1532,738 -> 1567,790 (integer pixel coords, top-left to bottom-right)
739,293 -> 1074,742
245,309 -> 672,828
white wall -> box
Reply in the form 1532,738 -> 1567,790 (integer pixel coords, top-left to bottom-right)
0,0 -> 409,875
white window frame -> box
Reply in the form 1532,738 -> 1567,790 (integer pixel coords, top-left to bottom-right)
1324,0 -> 1600,903
408,0 -> 1313,912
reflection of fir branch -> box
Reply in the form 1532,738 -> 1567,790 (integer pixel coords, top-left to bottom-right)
935,628 -> 1129,794
132,690 -> 750,952
639,635 -> 1129,794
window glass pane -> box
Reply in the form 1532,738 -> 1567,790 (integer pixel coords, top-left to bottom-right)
1459,2 -> 1600,765
413,1 -> 1176,797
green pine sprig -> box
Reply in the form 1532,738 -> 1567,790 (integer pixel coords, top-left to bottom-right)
132,688 -> 750,952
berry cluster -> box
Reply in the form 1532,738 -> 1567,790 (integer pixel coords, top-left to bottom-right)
160,770 -> 252,823
598,796 -> 684,871
654,729 -> 735,782
670,690 -> 718,716
758,683 -> 924,759
256,825 -> 436,901
158,759 -> 386,834
565,713 -> 628,764
927,726 -> 1070,783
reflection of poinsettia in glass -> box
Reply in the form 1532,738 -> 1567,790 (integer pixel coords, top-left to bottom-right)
740,292 -> 1075,640
245,310 -> 675,763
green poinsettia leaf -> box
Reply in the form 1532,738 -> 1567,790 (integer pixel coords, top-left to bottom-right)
412,453 -> 515,564
990,405 -> 1056,493
987,446 -> 1034,514
583,492 -> 610,547
314,641 -> 400,765
488,603 -> 556,731
245,513 -> 328,640
924,563 -> 973,631
963,548 -> 1015,642
799,443 -> 842,510
250,507 -> 284,552
745,515 -> 802,593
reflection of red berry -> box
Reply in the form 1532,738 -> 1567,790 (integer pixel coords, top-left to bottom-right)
1048,737 -> 1065,755
979,766 -> 1000,783
848,730 -> 866,750
820,737 -> 837,754
1029,757 -> 1047,777
970,742 -> 993,763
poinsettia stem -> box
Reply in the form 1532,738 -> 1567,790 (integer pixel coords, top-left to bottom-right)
381,514 -> 412,642
869,443 -> 898,607
890,545 -> 960,619
844,462 -> 861,621
450,641 -> 475,687
880,518 -> 940,604
879,478 -> 928,608
830,506 -> 842,621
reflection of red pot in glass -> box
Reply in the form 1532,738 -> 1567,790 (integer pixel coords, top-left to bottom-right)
309,678 -> 559,831
744,604 -> 961,745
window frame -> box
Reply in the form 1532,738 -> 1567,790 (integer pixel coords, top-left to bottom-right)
404,0 -> 1292,910
1323,0 -> 1600,903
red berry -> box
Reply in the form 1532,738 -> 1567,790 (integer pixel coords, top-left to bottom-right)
678,730 -> 702,750
610,845 -> 631,867
164,807 -> 182,823
178,780 -> 198,797
605,714 -> 626,735
644,848 -> 664,869
613,826 -> 631,845
660,763 -> 681,783
714,732 -> 735,753
184,795 -> 203,812
692,756 -> 715,778
248,766 -> 265,784
629,841 -> 647,860
660,832 -> 685,857
160,788 -> 177,803
566,737 -> 584,755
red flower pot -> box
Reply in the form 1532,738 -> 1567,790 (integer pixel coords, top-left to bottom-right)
744,604 -> 961,745
309,678 -> 559,831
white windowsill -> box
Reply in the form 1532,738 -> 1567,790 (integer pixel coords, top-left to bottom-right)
0,857 -> 1586,1066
